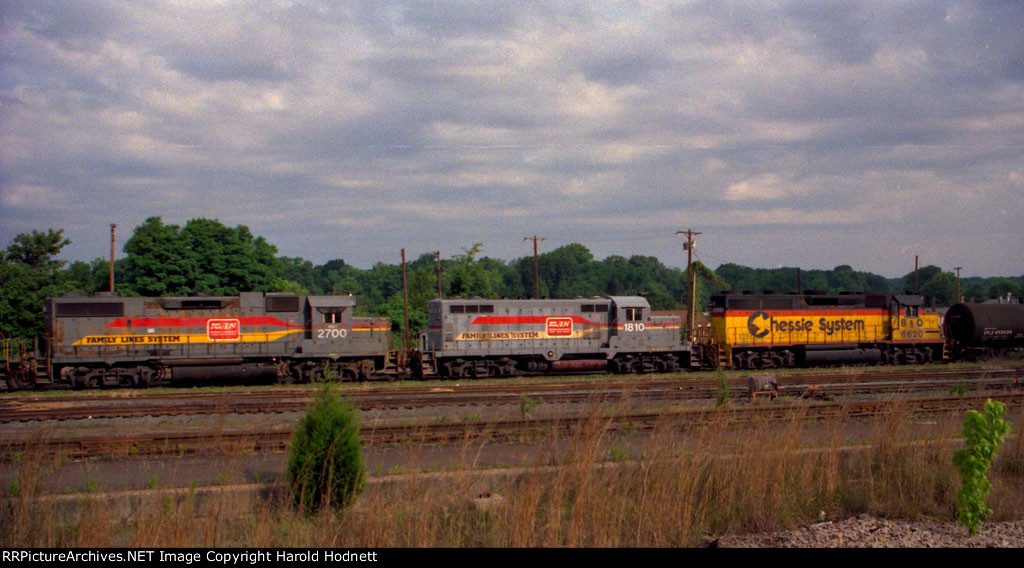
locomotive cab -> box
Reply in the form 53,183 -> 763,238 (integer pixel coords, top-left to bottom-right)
609,296 -> 649,350
889,294 -> 942,344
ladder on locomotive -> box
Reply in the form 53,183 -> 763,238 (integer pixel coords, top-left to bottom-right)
419,350 -> 437,378
1,337 -> 47,387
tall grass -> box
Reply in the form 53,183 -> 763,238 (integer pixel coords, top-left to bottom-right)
2,402 -> 1022,547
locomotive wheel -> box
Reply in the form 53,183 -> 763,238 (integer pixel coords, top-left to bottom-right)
136,367 -> 154,388
289,364 -> 307,383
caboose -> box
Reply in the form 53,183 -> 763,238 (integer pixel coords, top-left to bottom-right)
419,296 -> 692,378
709,291 -> 945,369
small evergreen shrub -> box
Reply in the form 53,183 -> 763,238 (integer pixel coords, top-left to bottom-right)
952,399 -> 1012,535
287,384 -> 365,513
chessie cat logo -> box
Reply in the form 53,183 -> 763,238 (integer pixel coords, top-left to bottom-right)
207,319 -> 241,341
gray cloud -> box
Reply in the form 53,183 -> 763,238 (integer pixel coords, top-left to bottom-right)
1,0 -> 1021,278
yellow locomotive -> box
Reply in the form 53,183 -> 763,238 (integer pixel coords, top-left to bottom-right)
708,291 -> 945,369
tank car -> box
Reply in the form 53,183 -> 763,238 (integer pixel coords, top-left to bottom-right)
708,291 -> 945,369
418,296 -> 692,378
944,301 -> 1024,361
41,292 -> 391,388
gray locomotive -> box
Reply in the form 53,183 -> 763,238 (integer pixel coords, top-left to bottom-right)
36,292 -> 391,388
4,293 -> 690,389
419,296 -> 693,378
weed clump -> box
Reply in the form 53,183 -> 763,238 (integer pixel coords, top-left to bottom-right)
953,399 -> 1012,535
287,384 -> 365,513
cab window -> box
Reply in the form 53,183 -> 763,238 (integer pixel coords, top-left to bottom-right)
623,308 -> 642,322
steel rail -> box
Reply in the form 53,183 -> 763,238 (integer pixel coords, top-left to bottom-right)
3,392 -> 1021,460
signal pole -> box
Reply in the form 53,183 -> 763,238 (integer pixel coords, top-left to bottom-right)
675,229 -> 702,341
524,236 -> 546,299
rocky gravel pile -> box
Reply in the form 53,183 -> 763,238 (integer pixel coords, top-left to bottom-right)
709,515 -> 1024,548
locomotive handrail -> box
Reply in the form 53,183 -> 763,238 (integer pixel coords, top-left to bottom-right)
724,324 -> 885,347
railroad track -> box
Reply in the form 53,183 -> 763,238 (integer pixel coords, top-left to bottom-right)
3,392 -> 1022,460
1,368 -> 1020,423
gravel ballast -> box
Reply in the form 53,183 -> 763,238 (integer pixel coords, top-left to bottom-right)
710,515 -> 1024,547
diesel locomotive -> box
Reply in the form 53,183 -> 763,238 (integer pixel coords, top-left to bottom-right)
419,296 -> 692,378
707,290 -> 947,369
10,292 -> 391,389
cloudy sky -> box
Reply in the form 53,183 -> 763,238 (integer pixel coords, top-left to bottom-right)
2,0 -> 1022,277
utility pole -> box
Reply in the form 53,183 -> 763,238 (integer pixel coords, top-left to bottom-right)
914,255 -> 919,294
436,251 -> 443,299
954,266 -> 962,303
675,229 -> 702,341
524,236 -> 546,299
401,249 -> 410,350
109,224 -> 117,293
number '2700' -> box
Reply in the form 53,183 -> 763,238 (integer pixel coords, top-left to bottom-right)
317,328 -> 348,339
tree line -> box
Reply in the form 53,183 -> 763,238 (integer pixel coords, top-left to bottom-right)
3,217 -> 1022,344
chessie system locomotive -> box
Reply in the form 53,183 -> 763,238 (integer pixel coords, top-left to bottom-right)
1,289 -> 1022,389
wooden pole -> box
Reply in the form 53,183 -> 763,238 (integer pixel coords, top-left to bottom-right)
675,229 -> 702,341
436,251 -> 443,299
954,266 -> 962,303
401,249 -> 410,350
109,224 -> 116,293
915,255 -> 919,294
524,236 -> 546,299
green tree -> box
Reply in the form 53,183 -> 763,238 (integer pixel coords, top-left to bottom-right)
119,217 -> 282,296
0,229 -> 72,339
920,271 -> 958,306
118,217 -> 195,296
63,258 -> 112,293
445,243 -> 500,299
898,265 -> 943,294
988,278 -> 1023,301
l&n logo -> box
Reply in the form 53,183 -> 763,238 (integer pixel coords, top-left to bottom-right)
545,317 -> 573,337
207,318 -> 241,341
